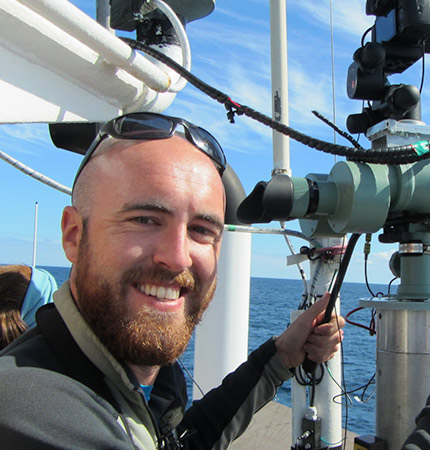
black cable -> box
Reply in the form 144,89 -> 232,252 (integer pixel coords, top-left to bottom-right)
361,26 -> 373,47
122,38 -> 430,165
312,110 -> 364,149
301,234 -> 360,373
295,363 -> 325,387
323,233 -> 362,323
364,255 -> 378,298
388,276 -> 398,297
420,42 -> 426,94
333,373 -> 376,404
310,376 -> 316,407
361,373 -> 376,402
178,357 -> 205,398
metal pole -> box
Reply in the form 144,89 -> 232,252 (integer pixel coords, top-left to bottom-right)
193,231 -> 251,398
96,0 -> 112,30
359,120 -> 430,448
32,201 -> 38,268
270,0 -> 290,176
291,237 -> 343,448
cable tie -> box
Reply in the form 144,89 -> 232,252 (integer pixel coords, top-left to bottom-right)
313,245 -> 346,257
225,97 -> 246,123
227,97 -> 243,109
225,104 -> 236,123
412,140 -> 430,156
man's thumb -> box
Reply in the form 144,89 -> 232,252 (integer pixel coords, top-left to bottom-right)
304,292 -> 331,323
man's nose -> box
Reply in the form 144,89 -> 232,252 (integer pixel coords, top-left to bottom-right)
152,225 -> 192,272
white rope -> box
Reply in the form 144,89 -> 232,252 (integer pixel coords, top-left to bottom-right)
0,149 -> 72,195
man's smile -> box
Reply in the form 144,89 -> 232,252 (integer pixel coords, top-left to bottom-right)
138,283 -> 181,301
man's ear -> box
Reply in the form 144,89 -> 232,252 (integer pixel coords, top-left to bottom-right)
61,206 -> 83,264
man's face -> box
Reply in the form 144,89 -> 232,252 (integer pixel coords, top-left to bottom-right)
66,137 -> 225,366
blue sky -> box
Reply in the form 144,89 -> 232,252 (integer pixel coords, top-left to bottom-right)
1,0 -> 427,284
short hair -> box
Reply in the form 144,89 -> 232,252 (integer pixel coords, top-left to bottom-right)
71,136 -> 119,213
0,265 -> 31,350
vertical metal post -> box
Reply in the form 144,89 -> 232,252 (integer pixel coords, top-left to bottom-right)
96,0 -> 113,31
374,303 -> 430,448
32,201 -> 38,268
193,168 -> 252,399
193,231 -> 251,398
270,0 -> 290,176
360,120 -> 430,448
291,237 -> 343,448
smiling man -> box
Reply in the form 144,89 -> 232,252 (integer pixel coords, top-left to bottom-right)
0,113 -> 344,450
67,131 -> 225,383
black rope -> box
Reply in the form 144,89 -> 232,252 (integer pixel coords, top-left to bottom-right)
123,38 -> 430,165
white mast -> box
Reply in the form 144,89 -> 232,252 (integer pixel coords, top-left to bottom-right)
270,0 -> 290,176
32,201 -> 38,268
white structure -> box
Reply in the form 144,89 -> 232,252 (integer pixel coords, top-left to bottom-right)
0,0 -> 184,123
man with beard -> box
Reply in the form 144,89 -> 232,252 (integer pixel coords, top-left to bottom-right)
0,113 -> 344,450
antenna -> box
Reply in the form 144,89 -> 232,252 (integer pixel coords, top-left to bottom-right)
32,201 -> 38,268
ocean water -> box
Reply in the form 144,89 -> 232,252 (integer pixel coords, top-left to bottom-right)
41,266 -> 385,437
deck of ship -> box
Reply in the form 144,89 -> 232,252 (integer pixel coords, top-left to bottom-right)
230,401 -> 358,449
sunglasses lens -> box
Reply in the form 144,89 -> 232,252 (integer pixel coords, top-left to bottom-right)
75,114 -> 226,189
114,115 -> 174,139
188,127 -> 226,171
116,115 -> 226,173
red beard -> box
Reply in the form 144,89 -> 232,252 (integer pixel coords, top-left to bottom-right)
73,222 -> 215,366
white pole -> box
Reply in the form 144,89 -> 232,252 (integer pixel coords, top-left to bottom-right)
193,231 -> 252,398
291,237 -> 344,447
96,0 -> 112,30
15,0 -> 171,91
32,201 -> 38,268
270,0 -> 290,176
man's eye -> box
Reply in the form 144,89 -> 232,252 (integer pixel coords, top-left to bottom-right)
190,225 -> 221,242
131,217 -> 156,225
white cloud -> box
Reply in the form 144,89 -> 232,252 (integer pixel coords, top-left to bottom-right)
366,250 -> 396,265
188,19 -> 269,63
289,0 -> 374,38
215,6 -> 270,31
288,63 -> 333,126
0,123 -> 48,143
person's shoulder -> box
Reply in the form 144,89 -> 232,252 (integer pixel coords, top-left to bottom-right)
0,326 -> 55,369
0,330 -> 110,408
0,364 -> 136,449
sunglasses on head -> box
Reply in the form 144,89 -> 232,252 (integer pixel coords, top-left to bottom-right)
73,112 -> 226,188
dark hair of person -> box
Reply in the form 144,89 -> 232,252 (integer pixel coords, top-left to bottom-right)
0,265 -> 32,350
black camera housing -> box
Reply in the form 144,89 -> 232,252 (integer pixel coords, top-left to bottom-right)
346,1 -> 430,133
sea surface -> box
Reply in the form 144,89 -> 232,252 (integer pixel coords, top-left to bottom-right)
41,265 -> 387,437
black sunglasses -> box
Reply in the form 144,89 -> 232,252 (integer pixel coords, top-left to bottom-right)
73,112 -> 226,188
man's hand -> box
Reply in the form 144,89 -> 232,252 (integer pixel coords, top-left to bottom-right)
275,292 -> 345,369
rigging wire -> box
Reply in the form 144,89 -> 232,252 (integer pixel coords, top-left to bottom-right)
178,357 -> 205,398
0,149 -> 72,196
329,0 -> 337,149
224,224 -> 316,243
